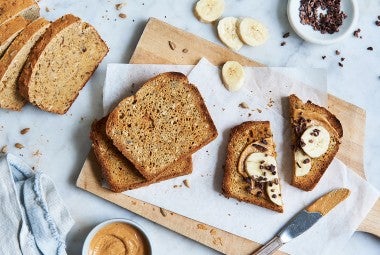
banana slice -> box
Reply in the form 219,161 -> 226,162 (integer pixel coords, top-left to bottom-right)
217,17 -> 243,51
294,149 -> 312,177
237,17 -> 269,46
266,182 -> 283,206
194,0 -> 225,23
300,125 -> 330,158
222,61 -> 245,92
245,152 -> 278,182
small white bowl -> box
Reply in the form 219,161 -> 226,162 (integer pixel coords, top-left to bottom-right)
287,0 -> 359,45
82,218 -> 152,255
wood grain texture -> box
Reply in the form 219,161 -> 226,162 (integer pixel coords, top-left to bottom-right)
77,17 -> 379,254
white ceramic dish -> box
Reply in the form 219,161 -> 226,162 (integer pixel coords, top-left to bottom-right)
287,0 -> 359,45
82,218 -> 152,255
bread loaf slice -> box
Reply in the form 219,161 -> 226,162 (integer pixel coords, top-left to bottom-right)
18,14 -> 109,114
106,72 -> 218,180
0,18 -> 50,111
223,121 -> 283,213
91,117 -> 193,192
0,0 -> 39,26
0,16 -> 30,58
289,94 -> 343,191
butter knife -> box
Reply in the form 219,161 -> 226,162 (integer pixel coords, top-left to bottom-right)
252,188 -> 350,255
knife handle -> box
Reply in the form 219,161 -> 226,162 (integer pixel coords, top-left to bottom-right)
251,236 -> 283,255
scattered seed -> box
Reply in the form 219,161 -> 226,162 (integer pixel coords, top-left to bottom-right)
182,48 -> 188,53
335,50 -> 340,55
15,143 -> 24,149
160,207 -> 167,217
239,102 -> 249,109
341,57 -> 345,61
338,62 -> 343,67
283,32 -> 290,38
322,55 -> 326,60
119,13 -> 127,19
168,40 -> 176,50
183,179 -> 190,188
367,47 -> 373,51
20,128 -> 30,135
280,41 -> 286,46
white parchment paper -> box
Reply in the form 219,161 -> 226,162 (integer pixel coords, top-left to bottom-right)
103,59 -> 379,255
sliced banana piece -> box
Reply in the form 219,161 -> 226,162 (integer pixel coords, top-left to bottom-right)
222,61 -> 245,92
237,17 -> 269,46
217,17 -> 243,51
194,0 -> 225,23
266,182 -> 283,206
301,125 -> 330,158
294,149 -> 312,177
245,152 -> 278,182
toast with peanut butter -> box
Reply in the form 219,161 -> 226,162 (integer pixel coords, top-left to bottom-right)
91,117 -> 193,192
289,94 -> 343,191
223,121 -> 283,213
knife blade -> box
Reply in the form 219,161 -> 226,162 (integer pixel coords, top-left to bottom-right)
251,188 -> 350,255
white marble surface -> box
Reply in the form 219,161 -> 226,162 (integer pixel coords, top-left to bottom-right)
0,0 -> 379,254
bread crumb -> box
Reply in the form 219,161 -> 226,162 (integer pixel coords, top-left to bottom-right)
239,102 -> 249,109
33,150 -> 42,157
183,179 -> 190,188
1,145 -> 7,154
119,13 -> 127,19
160,207 -> 167,217
20,128 -> 30,135
257,108 -> 262,113
267,98 -> 274,107
15,143 -> 24,149
210,229 -> 217,235
168,40 -> 176,50
45,7 -> 50,12
197,224 -> 207,230
182,48 -> 188,53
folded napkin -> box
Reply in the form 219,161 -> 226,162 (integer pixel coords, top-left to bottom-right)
0,154 -> 74,255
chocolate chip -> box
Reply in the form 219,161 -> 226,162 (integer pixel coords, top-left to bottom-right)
308,139 -> 313,143
273,178 -> 279,185
303,158 -> 310,164
341,57 -> 345,61
272,194 -> 277,198
270,189 -> 275,192
256,191 -> 263,197
268,182 -> 273,187
283,32 -> 290,38
335,50 -> 340,55
272,171 -> 277,175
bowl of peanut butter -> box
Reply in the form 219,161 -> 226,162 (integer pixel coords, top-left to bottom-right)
82,218 -> 152,255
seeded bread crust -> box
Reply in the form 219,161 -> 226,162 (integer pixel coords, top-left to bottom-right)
223,121 -> 283,213
18,14 -> 109,114
91,117 -> 193,192
0,0 -> 39,26
0,18 -> 50,111
106,72 -> 218,180
0,16 -> 30,58
289,94 -> 343,191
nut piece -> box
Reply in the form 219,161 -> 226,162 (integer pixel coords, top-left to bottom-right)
1,145 -> 7,154
15,143 -> 24,149
168,40 -> 176,50
160,207 -> 167,217
20,128 -> 30,135
119,13 -> 127,19
239,102 -> 249,109
115,3 -> 125,10
183,179 -> 190,188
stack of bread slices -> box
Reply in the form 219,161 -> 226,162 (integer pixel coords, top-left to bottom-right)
91,72 -> 218,192
0,0 -> 108,113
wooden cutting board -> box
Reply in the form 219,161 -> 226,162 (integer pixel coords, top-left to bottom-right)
76,18 -> 380,254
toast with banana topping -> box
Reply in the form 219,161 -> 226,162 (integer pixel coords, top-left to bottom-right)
289,94 -> 343,191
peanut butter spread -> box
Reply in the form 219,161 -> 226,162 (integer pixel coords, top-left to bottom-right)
306,188 -> 350,215
88,222 -> 150,255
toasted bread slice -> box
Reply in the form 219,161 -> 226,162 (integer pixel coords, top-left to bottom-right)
106,72 -> 218,180
0,0 -> 39,26
18,14 -> 109,114
0,18 -> 50,111
91,117 -> 193,192
0,16 -> 30,58
223,121 -> 283,213
289,94 -> 343,191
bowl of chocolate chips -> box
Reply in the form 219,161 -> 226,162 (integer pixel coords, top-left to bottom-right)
287,0 -> 358,44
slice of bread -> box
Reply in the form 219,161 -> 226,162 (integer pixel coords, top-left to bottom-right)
0,0 -> 39,26
289,94 -> 343,191
223,121 -> 283,213
0,18 -> 50,111
0,16 -> 30,58
106,72 -> 218,180
18,14 -> 109,114
91,117 -> 193,192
